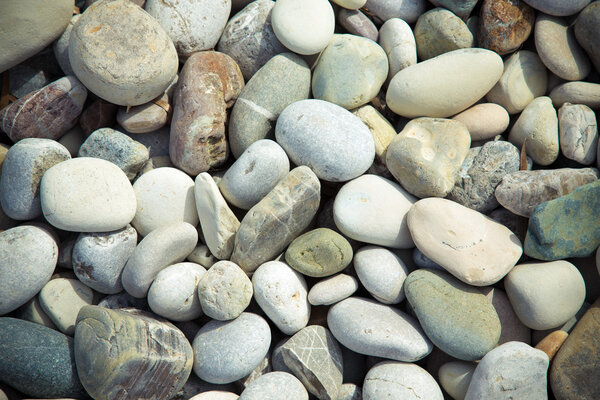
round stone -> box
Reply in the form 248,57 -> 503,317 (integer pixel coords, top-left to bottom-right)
451,103 -> 510,141
414,8 -> 474,61
307,274 -> 359,306
363,361 -> 443,400
353,245 -> 409,304
39,278 -> 94,335
239,372 -> 308,400
478,0 -> 535,56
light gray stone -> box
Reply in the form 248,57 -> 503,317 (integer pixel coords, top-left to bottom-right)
239,372 -> 308,400
378,18 -> 417,84
523,0 -> 591,16
550,81 -> 600,110
54,15 -> 81,76
363,361 -> 443,400
337,384 -> 362,400
308,274 -> 358,306
354,245 -> 409,304
39,278 -> 94,335
414,8 -> 474,61
559,102 -> 598,165
338,9 -> 378,42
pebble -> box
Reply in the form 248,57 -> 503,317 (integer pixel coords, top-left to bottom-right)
338,9 -> 378,42
333,174 -> 416,248
275,99 -> 375,182
525,0 -> 592,16
353,245 -> 409,304
97,292 -> 149,311
478,0 -> 535,56
558,103 -> 598,165
451,103 -> 510,141
327,297 -> 433,362
0,225 -> 58,315
69,0 -> 178,106
75,306 -> 193,399
307,274 -> 359,306
116,95 -> 169,134
332,0 -> 366,9
505,261 -> 586,329
191,392 -> 239,400
39,278 -> 94,335
574,2 -> 600,72
53,14 -> 80,76
363,0 -> 426,24
550,81 -> 600,109
480,287 -> 531,345
239,372 -> 308,400
429,0 -> 478,19
15,296 -> 57,330
252,261 -> 310,335
438,361 -> 476,400
387,48 -> 503,118
363,361 -> 443,400
352,105 -> 397,169
187,244 -> 217,269
192,312 -> 271,384
414,8 -> 474,61
197,260 -> 253,321
378,18 -> 417,83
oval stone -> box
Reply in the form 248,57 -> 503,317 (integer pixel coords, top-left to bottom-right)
550,81 -> 600,110
574,2 -> 600,73
363,0 -> 426,24
378,18 -> 417,83
363,361 -> 443,400
414,8 -> 474,61
524,0 -> 591,16
478,0 -> 535,56
338,9 -> 378,42
307,274 -> 358,306
39,278 -> 94,335
353,245 -> 409,304
559,103 -> 598,165
452,103 -> 510,141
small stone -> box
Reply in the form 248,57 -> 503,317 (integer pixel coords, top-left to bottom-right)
308,274 -> 358,306
550,81 -> 600,110
332,0 -> 366,8
187,244 -> 217,269
378,18 -> 417,84
338,9 -> 378,42
415,8 -> 474,61
363,361 -> 443,400
116,95 -> 169,134
79,98 -> 118,136
363,0 -> 426,24
525,0 -> 591,16
190,391 -> 239,400
480,287 -> 531,345
39,278 -> 94,335
558,103 -> 598,165
337,383 -> 362,400
478,0 -> 535,56
353,245 -> 409,304
239,372 -> 308,400
574,2 -> 600,73
429,0 -> 478,19
451,103 -> 510,141
536,330 -> 568,360
8,64 -> 53,99
439,361 -> 476,400
351,105 -> 397,168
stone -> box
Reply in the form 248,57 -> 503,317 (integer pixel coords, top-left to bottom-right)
575,2 -> 600,73
72,225 -> 137,294
353,245 -> 409,304
352,105 -> 397,168
525,0 -> 591,16
0,225 -> 57,315
54,14 -> 81,76
429,0 -> 478,19
0,318 -> 86,398
275,99 -> 375,182
0,0 -> 73,72
121,222 -> 198,298
478,0 -> 535,55
312,34 -> 388,109
338,9 -> 378,42
190,392 -> 239,400
363,361 -> 443,400
505,261 -> 586,329
486,51 -> 548,114
465,342 -> 549,400
116,95 -> 169,134
271,0 -> 335,55
97,292 -> 148,311
219,140 -> 289,210
123,126 -> 170,159
327,297 -> 432,362
480,287 -> 531,345
495,168 -> 599,217
550,81 -> 600,110
239,372 -> 308,400
7,64 -> 53,100
229,53 -> 310,158
439,361 -> 476,400
536,330 -> 568,360
387,48 -> 503,118
40,157 -> 137,232
308,274 -> 358,306
57,126 -> 86,157
145,0 -> 231,57
378,18 -> 417,84
0,138 -> 70,220
447,140 -> 521,213
192,312 -> 271,384
0,76 -> 87,142
39,278 -> 94,335
363,0 -> 426,24
187,245 -> 217,269
147,262 -> 206,321
15,295 -> 58,330
386,117 -> 471,198
231,166 -> 320,273
337,384 -> 362,400
79,98 -> 118,136
415,8 -> 474,61
535,14 -> 591,81
252,261 -> 310,335
69,0 -> 178,106
133,167 -> 198,236
452,103 -> 510,141
75,306 -> 193,399
332,0 -> 366,8
559,103 -> 598,165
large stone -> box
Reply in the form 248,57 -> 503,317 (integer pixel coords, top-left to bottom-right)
362,361 -> 443,400
478,0 -> 535,56
558,103 -> 598,165
414,8 -> 474,61
39,278 -> 94,335
575,2 -> 600,73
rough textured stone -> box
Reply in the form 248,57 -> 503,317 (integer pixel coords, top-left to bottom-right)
550,81 -> 600,110
558,103 -> 598,165
79,98 -> 118,136
308,274 -> 358,306
415,8 -> 474,61
363,0 -> 426,24
363,361 -> 443,400
39,278 -> 94,335
478,0 -> 535,55
239,372 -> 308,400
338,9 -> 378,42
378,18 -> 417,84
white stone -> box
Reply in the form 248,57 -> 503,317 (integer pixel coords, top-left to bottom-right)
363,361 -> 443,400
331,0 -> 366,9
558,102 -> 598,165
452,103 -> 510,141
307,274 -> 358,306
39,278 -> 94,335
364,0 -> 426,24
379,18 -> 417,84
439,361 -> 476,400
190,392 -> 239,400
353,245 -> 409,304
187,244 -> 216,268
333,174 -> 416,248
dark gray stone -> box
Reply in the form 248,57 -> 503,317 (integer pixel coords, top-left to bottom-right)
575,2 -> 600,73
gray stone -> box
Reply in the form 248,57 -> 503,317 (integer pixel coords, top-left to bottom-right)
412,248 -> 442,270
308,274 -> 358,306
338,9 -> 378,42
123,126 -> 170,158
237,352 -> 272,391
54,14 -> 81,76
414,8 -> 474,61
97,291 -> 148,310
559,103 -> 598,165
337,384 -> 362,400
8,64 -> 53,99
363,361 -> 443,400
480,287 -> 531,345
429,0 -> 478,19
354,245 -> 409,305
363,0 -> 426,24
239,372 -> 308,400
525,0 -> 591,16
575,2 -> 600,73
39,278 -> 94,335
15,295 -> 57,330
550,82 -> 600,110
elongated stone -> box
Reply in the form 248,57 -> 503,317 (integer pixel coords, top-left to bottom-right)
231,166 -> 320,273
574,2 -> 600,73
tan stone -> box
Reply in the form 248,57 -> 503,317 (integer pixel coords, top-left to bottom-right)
535,330 -> 568,360
452,103 -> 510,141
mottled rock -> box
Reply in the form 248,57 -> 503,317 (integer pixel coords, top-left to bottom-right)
354,245 -> 409,304
415,8 -> 474,61
363,361 -> 443,400
378,18 -> 417,84
480,287 -> 531,345
559,103 -> 598,165
550,81 -> 600,110
308,274 -> 358,306
79,98 -> 118,136
39,278 -> 94,335
575,2 -> 600,73
363,0 -> 426,24
338,9 -> 378,42
452,103 -> 510,141
478,0 -> 535,55
239,372 -> 308,400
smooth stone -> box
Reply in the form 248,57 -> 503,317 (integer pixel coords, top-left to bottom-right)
386,117 -> 471,198
505,261 -> 586,329
495,168 -> 599,217
429,0 -> 478,19
40,157 -> 136,232
338,9 -> 378,42
133,167 -> 198,237
281,326 -> 343,400
271,339 -> 294,375
187,245 -> 216,269
121,222 -> 198,298
239,372 -> 308,400
550,81 -> 600,109
96,291 -> 148,310
351,105 -> 397,170
447,140 -> 521,213
575,2 -> 600,73
271,0 -> 334,55
414,8 -> 474,61
439,361 -> 476,400
333,174 -> 416,248
116,96 -> 169,134
54,15 -> 81,76
123,126 -> 170,158
332,0 -> 366,8
39,278 -> 94,335
0,225 -> 57,315
312,34 -> 388,109
0,76 -> 87,142
145,0 -> 230,57
404,269 -> 502,361
193,312 -> 271,384
387,48 -> 503,118
486,51 -> 548,114
525,180 -> 600,259
15,296 -> 58,330
413,248 -> 442,270
353,245 -> 409,304
525,0 -> 591,16
190,392 -> 239,400
327,297 -> 432,362
559,103 -> 598,164
0,318 -> 86,398
69,0 -> 178,106
197,260 -> 252,321
480,287 -> 531,345
536,330 -> 568,360
363,0 -> 426,24
79,98 -> 119,136
478,0 -> 535,56
219,140 -> 289,210
275,99 -> 375,182
307,274 -> 358,306
363,361 -> 443,400
451,103 -> 510,141
465,342 -> 549,400
228,53 -> 310,158
535,14 -> 591,81
75,306 -> 193,399
0,138 -> 70,220
378,18 -> 416,84
337,384 -> 362,400
252,261 -> 310,335
72,225 -> 137,294
231,166 -> 320,274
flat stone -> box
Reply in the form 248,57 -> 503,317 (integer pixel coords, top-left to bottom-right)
192,312 -> 271,384
338,9 -> 378,42
558,103 -> 598,165
79,98 -> 118,136
231,166 -> 320,274
308,274 -> 358,306
353,245 -> 409,304
327,297 -> 432,362
525,0 -> 591,16
478,0 -> 535,55
239,372 -> 308,400
363,361 -> 443,400
117,94 -> 169,134
439,361 -> 476,400
480,287 -> 531,345
39,278 -> 94,335
575,2 -> 600,73
415,8 -> 474,61
363,0 -> 426,24
75,306 -> 193,399
550,81 -> 600,110
452,103 -> 510,141
378,18 -> 417,84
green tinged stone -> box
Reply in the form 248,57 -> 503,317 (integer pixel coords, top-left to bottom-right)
524,180 -> 600,260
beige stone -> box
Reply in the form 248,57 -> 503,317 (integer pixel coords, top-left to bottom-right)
452,103 -> 510,141
352,105 -> 397,166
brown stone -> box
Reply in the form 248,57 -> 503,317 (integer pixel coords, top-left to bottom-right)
170,51 -> 244,175
535,330 -> 568,361
79,98 -> 118,136
478,0 -> 535,56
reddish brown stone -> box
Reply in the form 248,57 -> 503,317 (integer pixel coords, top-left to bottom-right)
479,0 -> 535,55
170,51 -> 244,175
79,98 -> 118,136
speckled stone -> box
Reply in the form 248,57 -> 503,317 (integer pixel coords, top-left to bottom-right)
354,245 -> 409,304
338,9 -> 378,42
378,18 -> 417,84
74,306 -> 193,400
558,103 -> 598,165
414,8 -> 474,61
550,81 -> 600,110
363,361 -> 443,400
239,372 -> 308,400
363,0 -> 426,24
308,274 -> 358,306
39,278 -> 94,335
478,0 -> 535,55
